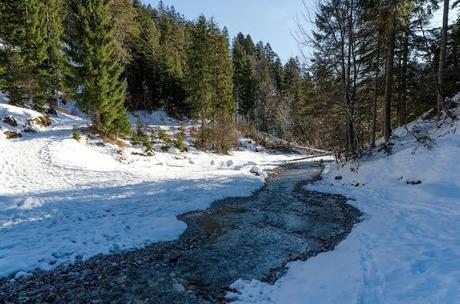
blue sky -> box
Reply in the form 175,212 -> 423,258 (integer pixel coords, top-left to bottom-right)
145,0 -> 314,62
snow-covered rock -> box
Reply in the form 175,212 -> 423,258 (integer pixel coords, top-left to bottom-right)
0,93 -> 54,138
250,166 -> 263,176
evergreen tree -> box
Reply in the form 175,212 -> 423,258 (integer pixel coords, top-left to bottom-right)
0,0 -> 48,106
66,0 -> 131,136
157,5 -> 188,115
41,0 -> 65,106
232,35 -> 257,122
210,25 -> 234,117
185,15 -> 213,121
21,0 -> 48,106
126,3 -> 161,111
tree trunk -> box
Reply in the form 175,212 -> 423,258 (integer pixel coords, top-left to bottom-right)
346,0 -> 355,156
372,42 -> 381,148
437,0 -> 450,116
383,0 -> 396,143
95,111 -> 102,132
399,26 -> 409,126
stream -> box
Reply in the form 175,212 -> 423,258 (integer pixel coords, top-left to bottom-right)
0,161 -> 361,304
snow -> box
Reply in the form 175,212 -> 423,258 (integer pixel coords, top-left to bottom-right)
229,93 -> 460,303
0,95 -> 302,278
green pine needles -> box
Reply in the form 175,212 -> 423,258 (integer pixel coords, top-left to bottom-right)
66,0 -> 131,137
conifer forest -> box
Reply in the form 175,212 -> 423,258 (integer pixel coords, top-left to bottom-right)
1,1 -> 460,303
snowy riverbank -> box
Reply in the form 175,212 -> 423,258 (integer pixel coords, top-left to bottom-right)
0,97 -> 306,278
230,94 -> 460,304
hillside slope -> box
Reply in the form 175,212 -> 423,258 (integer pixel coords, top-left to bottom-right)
230,93 -> 460,304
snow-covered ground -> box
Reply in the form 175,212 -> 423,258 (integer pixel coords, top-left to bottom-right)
230,94 -> 460,303
0,96 -> 302,278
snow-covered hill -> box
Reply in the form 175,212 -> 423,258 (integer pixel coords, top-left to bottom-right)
230,93 -> 460,304
0,96 -> 309,278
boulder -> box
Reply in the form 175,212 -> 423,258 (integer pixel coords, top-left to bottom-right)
4,131 -> 22,139
27,115 -> 52,128
250,166 -> 263,176
3,116 -> 18,127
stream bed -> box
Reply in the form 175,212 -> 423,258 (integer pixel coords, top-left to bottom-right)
0,161 -> 361,304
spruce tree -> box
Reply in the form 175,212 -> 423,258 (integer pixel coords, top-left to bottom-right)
41,0 -> 65,107
126,4 -> 161,111
210,25 -> 234,117
66,0 -> 131,136
185,15 -> 213,122
0,0 -> 47,106
232,37 -> 256,122
21,0 -> 48,106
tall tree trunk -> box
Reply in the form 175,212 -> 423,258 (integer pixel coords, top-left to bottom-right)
346,0 -> 355,156
372,42 -> 381,148
383,0 -> 397,143
437,0 -> 450,116
95,110 -> 102,132
399,25 -> 409,126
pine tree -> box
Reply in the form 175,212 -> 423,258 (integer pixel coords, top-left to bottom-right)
232,36 -> 257,122
41,0 -> 65,107
21,0 -> 48,106
157,5 -> 188,114
185,15 -> 213,122
210,25 -> 234,117
0,0 -> 48,106
126,3 -> 161,111
66,0 -> 131,136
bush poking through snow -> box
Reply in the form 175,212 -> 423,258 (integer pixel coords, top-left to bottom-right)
130,120 -> 153,155
176,124 -> 186,152
158,128 -> 173,145
143,137 -> 154,156
196,114 -> 238,154
238,123 -> 260,142
131,120 -> 145,146
72,128 -> 82,142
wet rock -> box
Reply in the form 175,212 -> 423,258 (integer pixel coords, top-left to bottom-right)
406,179 -> 422,185
250,166 -> 263,176
172,281 -> 186,293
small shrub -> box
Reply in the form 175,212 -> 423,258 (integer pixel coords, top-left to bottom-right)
143,137 -> 154,155
158,127 -> 173,144
72,128 -> 82,142
131,120 -> 144,146
131,120 -> 153,154
238,123 -> 260,142
196,113 -> 238,154
176,124 -> 186,152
